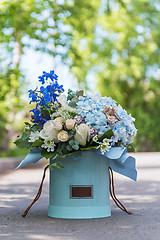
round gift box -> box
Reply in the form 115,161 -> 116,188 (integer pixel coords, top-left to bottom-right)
48,150 -> 111,219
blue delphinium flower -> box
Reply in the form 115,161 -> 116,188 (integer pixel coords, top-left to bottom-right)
38,70 -> 58,84
28,70 -> 64,124
29,108 -> 42,123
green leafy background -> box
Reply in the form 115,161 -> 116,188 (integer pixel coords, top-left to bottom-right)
0,0 -> 160,155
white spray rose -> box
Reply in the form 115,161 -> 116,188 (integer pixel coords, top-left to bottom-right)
57,95 -> 68,107
58,130 -> 69,142
74,124 -> 90,147
40,120 -> 59,143
65,119 -> 75,130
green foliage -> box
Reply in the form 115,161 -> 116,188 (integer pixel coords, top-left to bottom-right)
31,139 -> 43,147
67,140 -> 79,151
80,146 -> 98,151
98,129 -> 114,142
14,131 -> 30,148
14,122 -> 43,150
68,90 -> 84,108
30,123 -> 43,132
49,162 -> 64,171
41,149 -> 54,159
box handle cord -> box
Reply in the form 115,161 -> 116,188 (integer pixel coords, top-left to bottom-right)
22,164 -> 50,217
109,167 -> 132,215
22,165 -> 132,217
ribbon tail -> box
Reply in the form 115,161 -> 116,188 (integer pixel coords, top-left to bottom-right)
16,152 -> 43,169
109,156 -> 137,181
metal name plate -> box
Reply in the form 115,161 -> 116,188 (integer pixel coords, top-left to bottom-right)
70,185 -> 93,199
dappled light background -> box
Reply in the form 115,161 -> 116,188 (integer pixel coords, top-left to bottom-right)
0,0 -> 160,156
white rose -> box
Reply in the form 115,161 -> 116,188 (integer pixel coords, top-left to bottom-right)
58,130 -> 69,142
40,120 -> 59,143
43,120 -> 55,132
57,95 -> 68,107
74,124 -> 90,147
65,119 -> 75,130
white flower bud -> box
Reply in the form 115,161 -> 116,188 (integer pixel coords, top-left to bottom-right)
74,124 -> 90,147
57,95 -> 68,107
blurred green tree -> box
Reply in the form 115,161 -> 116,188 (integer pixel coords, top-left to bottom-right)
0,0 -> 100,153
0,0 -> 160,152
94,0 -> 160,151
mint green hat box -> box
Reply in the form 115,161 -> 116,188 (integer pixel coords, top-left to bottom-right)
48,150 -> 111,219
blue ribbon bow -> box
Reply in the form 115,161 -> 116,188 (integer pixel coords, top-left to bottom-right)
16,147 -> 137,181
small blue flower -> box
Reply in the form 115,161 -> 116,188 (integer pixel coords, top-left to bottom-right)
38,76 -> 45,84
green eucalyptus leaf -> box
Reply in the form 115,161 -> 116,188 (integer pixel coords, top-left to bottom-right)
67,145 -> 72,151
72,144 -> 79,150
68,98 -> 78,108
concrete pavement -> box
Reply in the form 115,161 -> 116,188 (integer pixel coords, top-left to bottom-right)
0,152 -> 160,240
0,157 -> 45,174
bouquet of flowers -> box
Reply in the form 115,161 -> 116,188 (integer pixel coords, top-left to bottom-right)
15,70 -> 137,170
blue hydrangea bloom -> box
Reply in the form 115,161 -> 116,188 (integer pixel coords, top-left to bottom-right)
77,94 -> 137,146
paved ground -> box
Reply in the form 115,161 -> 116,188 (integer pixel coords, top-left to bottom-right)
0,152 -> 160,240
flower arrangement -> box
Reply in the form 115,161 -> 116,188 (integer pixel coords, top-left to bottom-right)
15,70 -> 137,170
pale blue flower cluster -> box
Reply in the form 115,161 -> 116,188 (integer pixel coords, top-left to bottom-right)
77,94 -> 137,146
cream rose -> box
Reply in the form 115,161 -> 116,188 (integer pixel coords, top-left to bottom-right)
65,119 -> 75,130
58,130 -> 69,142
74,124 -> 90,146
53,121 -> 63,131
54,117 -> 62,123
